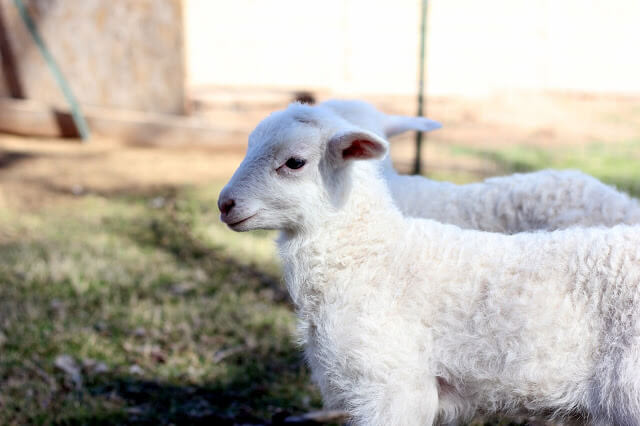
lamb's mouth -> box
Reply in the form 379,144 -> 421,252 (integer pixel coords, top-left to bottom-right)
228,213 -> 257,228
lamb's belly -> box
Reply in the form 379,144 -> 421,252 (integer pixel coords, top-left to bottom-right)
430,302 -> 598,410
439,350 -> 592,411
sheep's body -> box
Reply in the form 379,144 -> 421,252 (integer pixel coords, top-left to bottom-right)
219,103 -> 640,425
387,169 -> 640,233
320,99 -> 640,233
281,163 -> 640,425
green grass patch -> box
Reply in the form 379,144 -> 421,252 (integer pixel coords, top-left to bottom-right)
449,139 -> 640,196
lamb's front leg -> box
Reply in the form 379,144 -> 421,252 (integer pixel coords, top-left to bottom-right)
307,339 -> 440,425
306,305 -> 440,425
345,375 -> 440,426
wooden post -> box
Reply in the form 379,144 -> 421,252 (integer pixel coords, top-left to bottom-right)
413,0 -> 428,175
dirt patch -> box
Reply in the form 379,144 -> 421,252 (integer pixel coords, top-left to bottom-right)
0,135 -> 247,211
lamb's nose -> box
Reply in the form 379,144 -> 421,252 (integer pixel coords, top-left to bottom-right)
218,198 -> 236,216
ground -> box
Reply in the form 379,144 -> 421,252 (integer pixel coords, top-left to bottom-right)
0,92 -> 639,425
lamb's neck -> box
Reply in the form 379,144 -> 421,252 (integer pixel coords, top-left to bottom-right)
278,164 -> 405,308
380,155 -> 399,179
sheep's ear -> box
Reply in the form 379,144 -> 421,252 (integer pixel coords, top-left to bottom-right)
328,130 -> 389,164
384,115 -> 442,138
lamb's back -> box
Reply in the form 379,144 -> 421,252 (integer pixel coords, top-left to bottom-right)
388,170 -> 640,233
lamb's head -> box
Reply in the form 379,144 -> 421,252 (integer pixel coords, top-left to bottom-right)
218,103 -> 389,233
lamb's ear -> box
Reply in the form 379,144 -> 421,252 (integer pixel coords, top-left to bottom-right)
327,129 -> 389,164
384,115 -> 442,138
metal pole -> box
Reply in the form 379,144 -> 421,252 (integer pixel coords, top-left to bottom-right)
413,0 -> 428,175
13,0 -> 90,141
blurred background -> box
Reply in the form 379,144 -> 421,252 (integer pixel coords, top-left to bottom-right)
0,0 -> 639,424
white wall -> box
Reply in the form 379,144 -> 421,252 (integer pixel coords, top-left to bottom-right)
428,0 -> 640,95
185,0 -> 640,96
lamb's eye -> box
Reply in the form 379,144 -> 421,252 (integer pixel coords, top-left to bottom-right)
285,157 -> 306,169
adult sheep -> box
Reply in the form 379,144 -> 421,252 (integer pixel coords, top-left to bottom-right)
321,99 -> 640,233
218,103 -> 640,425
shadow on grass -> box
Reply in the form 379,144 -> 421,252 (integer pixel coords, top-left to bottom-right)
55,344 -> 313,425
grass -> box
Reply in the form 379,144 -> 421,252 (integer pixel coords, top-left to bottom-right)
1,137 -> 639,425
0,188 -> 319,425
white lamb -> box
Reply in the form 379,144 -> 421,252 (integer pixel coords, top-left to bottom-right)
218,103 -> 640,425
320,99 -> 640,233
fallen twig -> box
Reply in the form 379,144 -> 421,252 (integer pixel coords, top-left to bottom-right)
212,344 -> 247,364
283,409 -> 349,424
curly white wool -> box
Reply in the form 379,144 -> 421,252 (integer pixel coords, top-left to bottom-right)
218,103 -> 640,425
320,99 -> 640,232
